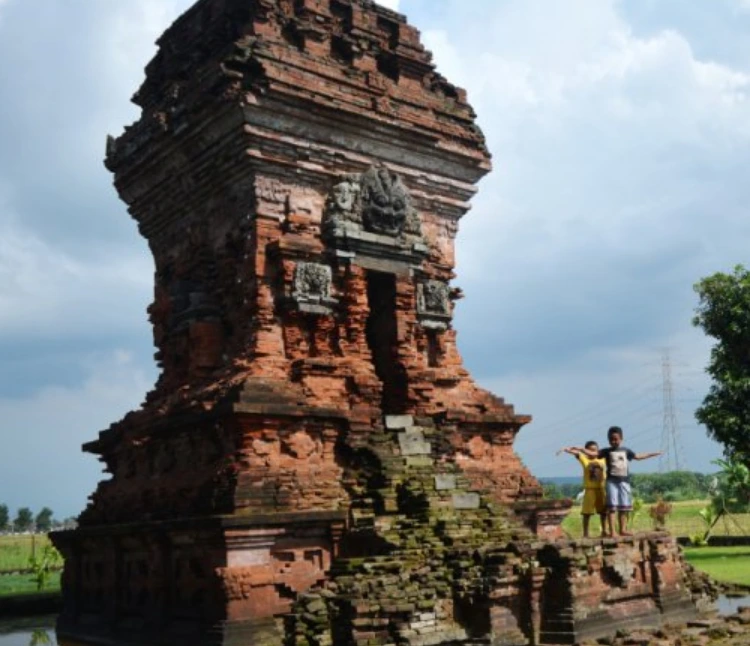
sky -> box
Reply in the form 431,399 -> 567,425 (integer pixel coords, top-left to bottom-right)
0,0 -> 748,518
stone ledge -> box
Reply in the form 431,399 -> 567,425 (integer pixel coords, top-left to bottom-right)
53,510 -> 348,540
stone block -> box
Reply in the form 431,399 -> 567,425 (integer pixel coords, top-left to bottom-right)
398,429 -> 431,456
405,456 -> 434,467
452,493 -> 481,510
385,415 -> 414,430
434,475 -> 456,491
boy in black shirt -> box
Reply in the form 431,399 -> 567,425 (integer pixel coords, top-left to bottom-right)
585,426 -> 661,536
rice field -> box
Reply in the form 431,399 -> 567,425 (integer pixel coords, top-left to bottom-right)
561,499 -> 750,539
0,535 -> 54,572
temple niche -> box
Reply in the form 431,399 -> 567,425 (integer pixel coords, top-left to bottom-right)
52,1 -> 700,645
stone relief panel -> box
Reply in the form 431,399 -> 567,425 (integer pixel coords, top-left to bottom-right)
284,430 -> 322,460
417,279 -> 452,329
294,263 -> 332,300
79,551 -> 108,613
239,425 -> 346,512
325,174 -> 361,230
417,280 -> 450,315
171,549 -> 213,619
291,262 -> 337,314
120,549 -> 153,616
322,165 -> 425,248
360,166 -> 413,236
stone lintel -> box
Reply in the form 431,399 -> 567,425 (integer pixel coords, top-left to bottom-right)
326,231 -> 428,273
344,252 -> 416,277
230,401 -> 348,419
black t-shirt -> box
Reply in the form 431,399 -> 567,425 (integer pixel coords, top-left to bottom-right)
598,446 -> 636,483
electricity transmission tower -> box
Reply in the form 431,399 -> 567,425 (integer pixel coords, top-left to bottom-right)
659,348 -> 686,472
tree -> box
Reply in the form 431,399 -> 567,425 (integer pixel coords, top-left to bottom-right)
693,265 -> 750,459
630,471 -> 713,502
35,507 -> 54,533
0,504 -> 8,531
696,457 -> 749,543
711,457 -> 750,511
14,507 -> 34,532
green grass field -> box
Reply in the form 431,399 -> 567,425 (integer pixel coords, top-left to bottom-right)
0,535 -> 54,571
0,571 -> 61,596
0,535 -> 61,597
683,546 -> 750,587
561,499 -> 750,539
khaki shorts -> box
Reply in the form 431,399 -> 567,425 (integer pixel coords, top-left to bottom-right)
582,488 -> 606,516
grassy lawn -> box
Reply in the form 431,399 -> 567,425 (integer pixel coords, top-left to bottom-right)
0,571 -> 61,596
561,499 -> 750,539
0,535 -> 54,571
683,546 -> 750,587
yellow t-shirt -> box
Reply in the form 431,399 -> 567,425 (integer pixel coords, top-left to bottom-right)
578,454 -> 606,490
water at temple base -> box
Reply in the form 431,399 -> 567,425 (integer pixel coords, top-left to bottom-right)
716,593 -> 750,616
0,617 -> 56,646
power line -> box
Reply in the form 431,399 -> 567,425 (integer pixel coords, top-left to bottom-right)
527,380 -> 661,438
659,348 -> 687,472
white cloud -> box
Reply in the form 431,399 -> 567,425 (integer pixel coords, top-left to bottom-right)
420,0 -> 749,471
420,0 -> 750,279
376,0 -> 400,10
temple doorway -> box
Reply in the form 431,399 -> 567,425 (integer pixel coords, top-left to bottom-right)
365,271 -> 407,413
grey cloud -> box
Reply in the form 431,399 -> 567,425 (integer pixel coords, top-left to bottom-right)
0,351 -> 153,518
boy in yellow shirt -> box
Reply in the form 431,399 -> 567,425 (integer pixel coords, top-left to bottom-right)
558,441 -> 608,537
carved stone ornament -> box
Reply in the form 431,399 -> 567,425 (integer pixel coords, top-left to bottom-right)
325,175 -> 361,226
417,280 -> 452,329
294,262 -> 332,300
360,166 -> 411,236
418,280 -> 450,315
291,262 -> 337,314
322,166 -> 423,241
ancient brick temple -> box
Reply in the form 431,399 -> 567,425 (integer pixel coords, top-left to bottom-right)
52,1 -> 700,645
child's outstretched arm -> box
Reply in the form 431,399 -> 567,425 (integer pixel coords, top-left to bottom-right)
634,451 -> 662,460
556,446 -> 582,456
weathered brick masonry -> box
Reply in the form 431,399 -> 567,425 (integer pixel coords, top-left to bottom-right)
52,1 -> 700,644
